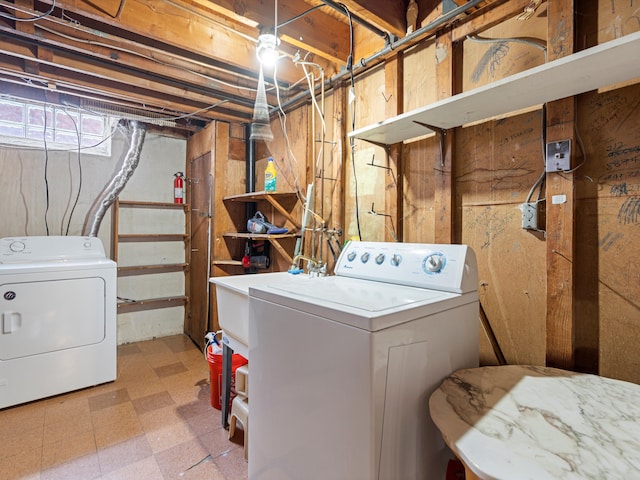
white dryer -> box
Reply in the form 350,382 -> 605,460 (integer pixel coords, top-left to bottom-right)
0,236 -> 116,409
248,241 -> 479,480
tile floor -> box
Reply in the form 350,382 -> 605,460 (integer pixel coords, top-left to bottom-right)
0,335 -> 248,480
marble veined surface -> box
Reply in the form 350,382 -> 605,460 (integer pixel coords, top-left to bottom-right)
429,365 -> 640,480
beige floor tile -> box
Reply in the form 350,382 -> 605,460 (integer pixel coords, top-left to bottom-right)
40,452 -> 101,480
0,425 -> 44,461
154,437 -> 225,479
92,402 -> 144,449
41,427 -> 96,469
0,402 -> 45,438
97,434 -> 153,476
0,335 -> 247,479
0,447 -> 41,480
44,396 -> 91,426
100,456 -> 164,480
140,405 -> 196,453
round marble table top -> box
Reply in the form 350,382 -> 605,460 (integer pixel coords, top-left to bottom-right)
429,365 -> 640,480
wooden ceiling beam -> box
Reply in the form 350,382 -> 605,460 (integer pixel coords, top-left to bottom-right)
0,38 -> 253,123
38,0 -> 309,85
186,0 -> 351,65
0,29 -> 256,112
2,22 -> 262,107
333,0 -> 406,38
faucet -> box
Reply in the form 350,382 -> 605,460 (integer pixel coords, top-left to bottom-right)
290,254 -> 326,276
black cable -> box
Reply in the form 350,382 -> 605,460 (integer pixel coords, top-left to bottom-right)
277,5 -> 325,29
0,0 -> 56,21
63,108 -> 83,236
338,3 -> 361,240
42,98 -> 50,236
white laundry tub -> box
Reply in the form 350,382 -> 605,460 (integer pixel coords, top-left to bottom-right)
209,272 -> 306,356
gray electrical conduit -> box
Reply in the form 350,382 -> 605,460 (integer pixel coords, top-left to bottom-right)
82,120 -> 146,237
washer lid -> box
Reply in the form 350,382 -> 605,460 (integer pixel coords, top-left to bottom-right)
270,276 -> 448,312
250,275 -> 474,331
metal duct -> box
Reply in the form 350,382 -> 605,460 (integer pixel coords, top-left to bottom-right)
82,120 -> 147,237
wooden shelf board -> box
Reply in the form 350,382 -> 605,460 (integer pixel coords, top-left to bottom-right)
117,296 -> 188,313
223,191 -> 298,203
118,234 -> 188,242
349,31 -> 640,145
222,232 -> 300,239
212,259 -> 244,266
223,191 -> 301,230
117,200 -> 189,210
117,263 -> 188,276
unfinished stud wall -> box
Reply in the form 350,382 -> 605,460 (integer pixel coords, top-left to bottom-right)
288,1 -> 640,382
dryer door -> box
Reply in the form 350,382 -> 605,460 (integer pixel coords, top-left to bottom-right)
0,276 -> 106,360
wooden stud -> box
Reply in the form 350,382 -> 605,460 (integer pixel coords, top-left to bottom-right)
545,0 -> 576,370
434,28 -> 456,244
384,55 -> 403,242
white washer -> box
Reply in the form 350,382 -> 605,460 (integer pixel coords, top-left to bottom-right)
0,236 -> 116,409
248,241 -> 479,480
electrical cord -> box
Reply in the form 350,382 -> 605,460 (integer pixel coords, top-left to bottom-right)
61,108 -> 83,236
335,2 -> 361,240
42,98 -> 51,236
0,0 -> 55,21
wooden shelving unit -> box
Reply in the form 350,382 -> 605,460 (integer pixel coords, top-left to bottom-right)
349,31 -> 640,146
223,191 -> 302,229
111,199 -> 191,313
215,191 -> 301,266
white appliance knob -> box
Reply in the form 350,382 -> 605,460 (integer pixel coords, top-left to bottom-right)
361,252 -> 370,263
390,254 -> 401,266
9,241 -> 25,252
347,252 -> 357,262
84,241 -> 92,248
424,254 -> 444,273
375,253 -> 385,265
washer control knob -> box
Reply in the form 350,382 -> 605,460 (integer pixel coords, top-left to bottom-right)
423,253 -> 445,273
361,252 -> 370,263
9,241 -> 26,252
390,254 -> 402,267
84,241 -> 92,248
347,251 -> 357,262
375,253 -> 385,265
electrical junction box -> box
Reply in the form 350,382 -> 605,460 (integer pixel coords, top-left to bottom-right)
546,140 -> 571,172
521,201 -> 544,230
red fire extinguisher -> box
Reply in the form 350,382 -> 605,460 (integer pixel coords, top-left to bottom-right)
174,172 -> 184,204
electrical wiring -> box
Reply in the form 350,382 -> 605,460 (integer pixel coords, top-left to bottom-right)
0,0 -> 55,21
42,99 -> 51,236
277,5 -> 325,29
337,2 -> 362,241
60,108 -> 83,236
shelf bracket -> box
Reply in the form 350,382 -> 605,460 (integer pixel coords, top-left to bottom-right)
413,121 -> 448,167
366,152 -> 393,172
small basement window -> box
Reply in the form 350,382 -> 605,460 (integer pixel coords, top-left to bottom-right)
0,97 -> 112,156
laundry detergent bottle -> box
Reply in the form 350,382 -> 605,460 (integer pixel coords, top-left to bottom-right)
264,157 -> 277,192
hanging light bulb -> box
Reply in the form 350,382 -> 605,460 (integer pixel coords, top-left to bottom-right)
256,32 -> 279,66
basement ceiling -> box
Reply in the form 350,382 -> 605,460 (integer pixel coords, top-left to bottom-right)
0,0 -> 502,130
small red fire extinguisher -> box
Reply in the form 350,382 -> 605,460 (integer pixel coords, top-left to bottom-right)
174,172 -> 184,204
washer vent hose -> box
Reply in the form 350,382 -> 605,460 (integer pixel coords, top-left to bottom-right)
82,120 -> 146,237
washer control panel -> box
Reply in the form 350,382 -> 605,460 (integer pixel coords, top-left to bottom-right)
335,241 -> 477,293
0,236 -> 107,263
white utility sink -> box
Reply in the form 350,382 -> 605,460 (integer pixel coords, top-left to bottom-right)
209,272 -> 306,356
